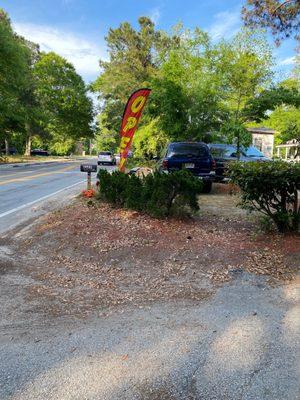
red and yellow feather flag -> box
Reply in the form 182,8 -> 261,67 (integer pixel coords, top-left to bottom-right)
118,88 -> 151,172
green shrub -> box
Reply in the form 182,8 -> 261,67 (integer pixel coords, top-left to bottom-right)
124,174 -> 144,211
229,161 -> 300,233
258,215 -> 277,233
142,170 -> 203,218
97,169 -> 129,206
96,169 -> 203,218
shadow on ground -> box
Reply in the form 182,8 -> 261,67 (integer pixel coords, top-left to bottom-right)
0,272 -> 299,400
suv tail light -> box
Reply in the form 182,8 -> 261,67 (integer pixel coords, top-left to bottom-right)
162,159 -> 168,169
212,159 -> 216,170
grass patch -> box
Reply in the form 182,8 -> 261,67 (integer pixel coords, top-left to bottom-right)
0,155 -> 73,164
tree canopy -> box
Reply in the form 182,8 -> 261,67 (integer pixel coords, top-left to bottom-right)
0,10 -> 31,142
242,0 -> 300,44
245,80 -> 300,121
33,52 -> 93,154
0,8 -> 94,156
246,77 -> 300,145
92,21 -> 274,156
2,8 -> 298,159
92,17 -> 178,139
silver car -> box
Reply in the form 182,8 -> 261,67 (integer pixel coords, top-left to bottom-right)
97,151 -> 116,165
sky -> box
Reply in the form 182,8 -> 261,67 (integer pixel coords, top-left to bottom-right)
1,0 -> 297,83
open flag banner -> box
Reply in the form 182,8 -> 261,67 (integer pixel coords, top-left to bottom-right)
119,88 -> 151,172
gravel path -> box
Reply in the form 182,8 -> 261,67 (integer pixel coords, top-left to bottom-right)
1,271 -> 299,400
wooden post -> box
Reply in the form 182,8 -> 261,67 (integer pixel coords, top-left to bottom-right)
87,171 -> 92,190
80,164 -> 97,188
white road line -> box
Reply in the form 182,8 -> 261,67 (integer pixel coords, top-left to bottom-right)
0,180 -> 86,219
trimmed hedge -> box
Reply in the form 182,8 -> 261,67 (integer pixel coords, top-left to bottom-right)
97,169 -> 203,218
229,161 -> 300,232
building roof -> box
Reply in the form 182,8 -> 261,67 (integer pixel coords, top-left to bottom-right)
247,127 -> 276,135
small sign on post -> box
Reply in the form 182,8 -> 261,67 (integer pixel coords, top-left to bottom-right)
80,164 -> 97,190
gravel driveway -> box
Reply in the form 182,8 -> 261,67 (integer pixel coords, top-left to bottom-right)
1,273 -> 299,400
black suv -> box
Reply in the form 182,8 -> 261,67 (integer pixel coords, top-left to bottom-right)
157,142 -> 216,193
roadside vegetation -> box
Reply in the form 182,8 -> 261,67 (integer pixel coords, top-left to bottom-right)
92,16 -> 299,162
95,161 -> 300,233
0,154 -> 74,164
0,9 -> 93,158
230,161 -> 300,232
97,169 -> 203,218
1,4 -> 299,160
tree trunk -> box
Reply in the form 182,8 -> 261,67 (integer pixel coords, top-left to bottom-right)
4,138 -> 9,156
25,135 -> 32,156
25,135 -> 31,156
24,122 -> 32,156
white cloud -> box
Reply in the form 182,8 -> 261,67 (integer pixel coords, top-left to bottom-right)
13,22 -> 106,81
148,7 -> 161,25
208,10 -> 241,41
278,56 -> 296,66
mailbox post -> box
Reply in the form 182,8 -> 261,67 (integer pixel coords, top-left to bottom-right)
80,164 -> 97,190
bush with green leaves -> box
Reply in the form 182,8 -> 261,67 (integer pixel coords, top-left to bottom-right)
143,170 -> 203,218
97,169 -> 203,218
97,169 -> 129,206
229,161 -> 300,233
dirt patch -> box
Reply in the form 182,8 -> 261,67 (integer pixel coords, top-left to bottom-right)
3,184 -> 299,319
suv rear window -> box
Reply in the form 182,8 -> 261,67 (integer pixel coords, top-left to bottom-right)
210,145 -> 246,158
167,143 -> 208,158
209,146 -> 235,157
99,151 -> 112,155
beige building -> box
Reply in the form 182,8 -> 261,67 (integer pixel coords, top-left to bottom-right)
247,127 -> 275,158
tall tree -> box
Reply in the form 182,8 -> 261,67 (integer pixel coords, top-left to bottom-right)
242,0 -> 300,44
33,52 -> 94,154
92,17 -> 178,144
267,106 -> 300,143
95,112 -> 119,151
18,38 -> 45,156
246,77 -> 300,145
215,30 -> 274,154
0,9 -> 31,154
244,79 -> 300,121
150,27 -> 231,141
93,19 -> 273,157
151,29 -> 273,150
134,117 -> 168,159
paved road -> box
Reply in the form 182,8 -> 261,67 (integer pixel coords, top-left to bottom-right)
0,160 -> 113,234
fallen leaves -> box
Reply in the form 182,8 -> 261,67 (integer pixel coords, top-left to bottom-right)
81,188 -> 96,198
16,192 -> 299,318
242,249 -> 295,281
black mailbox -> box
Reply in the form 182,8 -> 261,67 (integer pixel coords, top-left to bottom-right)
80,164 -> 97,173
